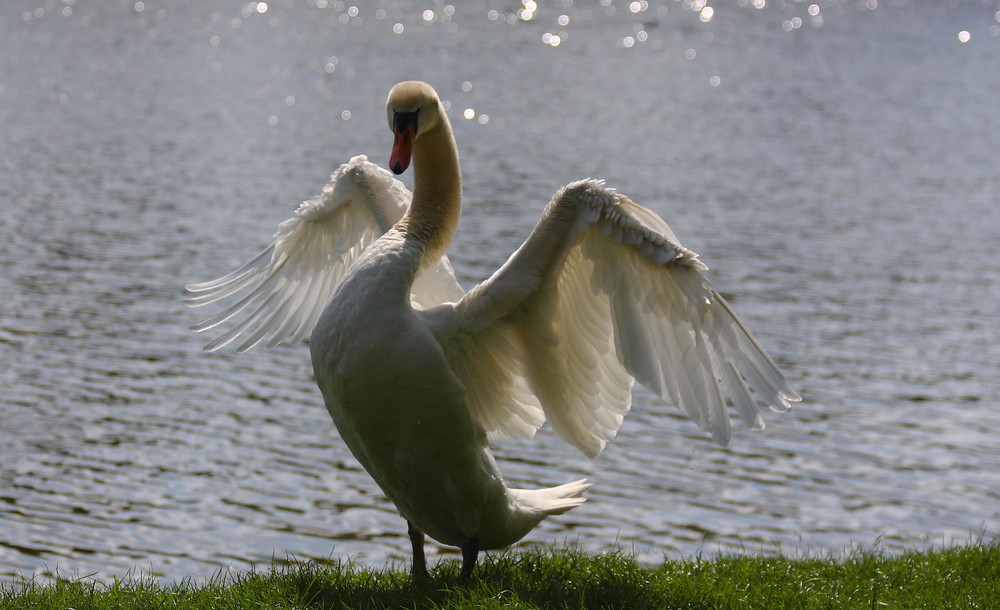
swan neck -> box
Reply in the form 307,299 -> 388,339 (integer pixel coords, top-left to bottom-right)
404,115 -> 461,262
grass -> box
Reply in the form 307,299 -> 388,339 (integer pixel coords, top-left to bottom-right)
2,541 -> 997,609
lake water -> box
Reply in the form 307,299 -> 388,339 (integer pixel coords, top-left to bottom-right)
2,0 -> 999,583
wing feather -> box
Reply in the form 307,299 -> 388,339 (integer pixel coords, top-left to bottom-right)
444,319 -> 545,442
185,155 -> 464,352
447,180 -> 799,455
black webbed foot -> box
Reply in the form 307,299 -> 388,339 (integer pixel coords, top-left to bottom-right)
407,520 -> 430,581
460,536 -> 479,580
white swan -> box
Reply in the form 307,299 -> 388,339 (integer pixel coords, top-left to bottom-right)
185,81 -> 799,579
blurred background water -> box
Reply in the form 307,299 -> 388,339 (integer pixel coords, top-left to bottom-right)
2,0 -> 998,583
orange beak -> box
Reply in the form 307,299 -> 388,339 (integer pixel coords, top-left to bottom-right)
390,111 -> 418,175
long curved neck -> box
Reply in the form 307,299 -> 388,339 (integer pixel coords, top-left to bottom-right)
400,111 -> 461,264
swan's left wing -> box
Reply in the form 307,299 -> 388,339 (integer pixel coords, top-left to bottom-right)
186,155 -> 464,352
446,180 -> 799,456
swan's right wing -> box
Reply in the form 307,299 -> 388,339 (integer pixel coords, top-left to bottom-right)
185,155 -> 464,352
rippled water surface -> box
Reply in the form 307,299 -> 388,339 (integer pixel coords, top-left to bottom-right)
2,0 -> 999,583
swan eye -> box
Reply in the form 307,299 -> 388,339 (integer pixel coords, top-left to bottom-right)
392,110 -> 419,135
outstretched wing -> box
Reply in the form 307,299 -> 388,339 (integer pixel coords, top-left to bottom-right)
185,155 -> 465,352
445,180 -> 799,456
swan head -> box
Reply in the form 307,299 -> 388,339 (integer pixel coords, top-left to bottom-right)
386,81 -> 443,175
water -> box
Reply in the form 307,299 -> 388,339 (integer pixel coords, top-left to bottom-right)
2,0 -> 999,583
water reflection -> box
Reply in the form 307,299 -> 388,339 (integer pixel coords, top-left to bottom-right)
2,0 -> 999,584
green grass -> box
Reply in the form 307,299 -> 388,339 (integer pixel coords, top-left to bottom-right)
3,541 -> 997,609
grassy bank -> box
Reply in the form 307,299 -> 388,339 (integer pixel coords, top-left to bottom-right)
3,542 -> 997,609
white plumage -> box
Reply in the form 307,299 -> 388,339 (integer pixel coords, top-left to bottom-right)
184,158 -> 464,352
185,81 -> 799,578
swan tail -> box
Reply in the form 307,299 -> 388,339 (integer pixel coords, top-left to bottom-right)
509,478 -> 591,516
478,479 -> 590,550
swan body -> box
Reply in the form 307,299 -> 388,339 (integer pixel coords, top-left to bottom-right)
185,81 -> 799,578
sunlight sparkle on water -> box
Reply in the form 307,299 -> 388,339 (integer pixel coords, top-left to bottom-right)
958,30 -> 971,43
520,0 -> 537,21
783,17 -> 803,31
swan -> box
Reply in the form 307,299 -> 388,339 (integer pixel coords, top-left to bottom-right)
185,81 -> 799,579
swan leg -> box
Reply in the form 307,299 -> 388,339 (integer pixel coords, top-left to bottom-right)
460,536 -> 479,579
407,520 -> 430,580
